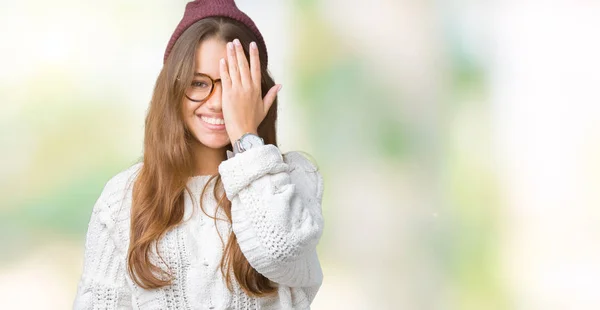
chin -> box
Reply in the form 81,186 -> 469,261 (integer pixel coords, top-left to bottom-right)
185,117 -> 231,150
191,132 -> 230,150
199,139 -> 230,150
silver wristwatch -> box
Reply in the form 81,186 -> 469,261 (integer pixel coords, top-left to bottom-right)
228,133 -> 264,159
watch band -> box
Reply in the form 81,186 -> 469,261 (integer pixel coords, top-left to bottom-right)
228,133 -> 264,159
233,138 -> 243,155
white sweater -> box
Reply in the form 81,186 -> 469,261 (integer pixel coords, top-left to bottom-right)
73,144 -> 324,310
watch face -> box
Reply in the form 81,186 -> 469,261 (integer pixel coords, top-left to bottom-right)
240,134 -> 264,150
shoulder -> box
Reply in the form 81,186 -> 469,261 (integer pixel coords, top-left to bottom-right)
79,163 -> 142,258
93,162 -> 142,221
106,162 -> 143,189
282,151 -> 324,200
99,162 -> 143,203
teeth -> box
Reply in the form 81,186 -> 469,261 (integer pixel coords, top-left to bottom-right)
200,116 -> 225,125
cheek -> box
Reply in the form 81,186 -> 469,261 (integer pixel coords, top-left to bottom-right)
182,100 -> 198,131
183,99 -> 200,115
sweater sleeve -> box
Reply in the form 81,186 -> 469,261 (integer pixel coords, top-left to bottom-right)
218,144 -> 324,288
73,170 -> 135,310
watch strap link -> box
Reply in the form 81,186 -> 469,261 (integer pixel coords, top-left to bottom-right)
228,133 -> 264,159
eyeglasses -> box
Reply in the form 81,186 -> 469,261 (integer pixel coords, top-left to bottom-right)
185,73 -> 222,102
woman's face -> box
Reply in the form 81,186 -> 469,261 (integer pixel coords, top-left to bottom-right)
182,37 -> 230,150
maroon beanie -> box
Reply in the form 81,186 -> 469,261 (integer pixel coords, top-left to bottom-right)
163,0 -> 268,65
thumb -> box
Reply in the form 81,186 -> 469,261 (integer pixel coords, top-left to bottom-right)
263,84 -> 282,114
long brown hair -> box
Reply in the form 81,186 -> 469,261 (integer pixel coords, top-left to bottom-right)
128,17 -> 279,297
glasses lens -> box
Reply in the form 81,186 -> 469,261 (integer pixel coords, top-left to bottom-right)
186,74 -> 213,101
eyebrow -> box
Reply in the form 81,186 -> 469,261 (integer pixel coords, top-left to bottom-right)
194,72 -> 219,79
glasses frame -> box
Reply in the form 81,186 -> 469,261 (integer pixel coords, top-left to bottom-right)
185,73 -> 222,103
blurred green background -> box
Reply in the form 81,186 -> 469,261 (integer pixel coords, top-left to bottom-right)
1,1 -> 600,309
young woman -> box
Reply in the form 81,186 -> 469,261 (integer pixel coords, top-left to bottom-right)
73,1 -> 324,309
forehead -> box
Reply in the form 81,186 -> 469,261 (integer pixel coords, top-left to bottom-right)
194,37 -> 227,75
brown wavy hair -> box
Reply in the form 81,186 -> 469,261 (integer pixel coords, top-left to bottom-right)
127,17 -> 279,297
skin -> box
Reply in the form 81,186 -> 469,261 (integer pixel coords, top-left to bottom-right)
182,37 -> 281,176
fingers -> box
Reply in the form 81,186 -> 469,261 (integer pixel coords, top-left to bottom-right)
219,58 -> 231,89
226,41 -> 240,85
249,41 -> 261,88
262,84 -> 282,114
233,39 -> 251,87
224,39 -> 267,107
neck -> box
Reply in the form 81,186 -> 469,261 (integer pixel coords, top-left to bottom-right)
190,141 -> 228,176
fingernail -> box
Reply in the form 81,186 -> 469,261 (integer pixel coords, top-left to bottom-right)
220,58 -> 226,64
250,42 -> 257,49
227,42 -> 233,50
233,39 -> 241,46
277,84 -> 283,92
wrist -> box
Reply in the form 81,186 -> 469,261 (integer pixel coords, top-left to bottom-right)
231,132 -> 264,158
229,128 -> 258,142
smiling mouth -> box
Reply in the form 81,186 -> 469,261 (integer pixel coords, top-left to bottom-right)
198,115 -> 226,130
199,115 -> 225,125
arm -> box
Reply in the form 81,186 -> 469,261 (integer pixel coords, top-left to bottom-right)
73,174 -> 133,310
218,144 -> 324,288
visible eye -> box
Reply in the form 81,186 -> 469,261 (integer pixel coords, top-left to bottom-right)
191,81 -> 210,88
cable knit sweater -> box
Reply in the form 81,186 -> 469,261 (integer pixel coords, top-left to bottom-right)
73,144 -> 324,310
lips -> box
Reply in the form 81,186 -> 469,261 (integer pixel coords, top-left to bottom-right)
198,115 -> 226,131
200,115 -> 225,125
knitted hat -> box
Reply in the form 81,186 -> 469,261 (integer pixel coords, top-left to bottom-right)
163,0 -> 267,65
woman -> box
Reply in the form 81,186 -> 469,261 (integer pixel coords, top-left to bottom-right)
73,1 -> 324,309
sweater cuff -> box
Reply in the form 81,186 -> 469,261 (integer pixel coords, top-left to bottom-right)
218,144 -> 288,200
231,203 -> 286,280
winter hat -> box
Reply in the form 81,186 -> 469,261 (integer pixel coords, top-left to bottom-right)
163,0 -> 267,65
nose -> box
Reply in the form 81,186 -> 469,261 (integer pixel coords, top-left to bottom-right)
205,82 -> 223,112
